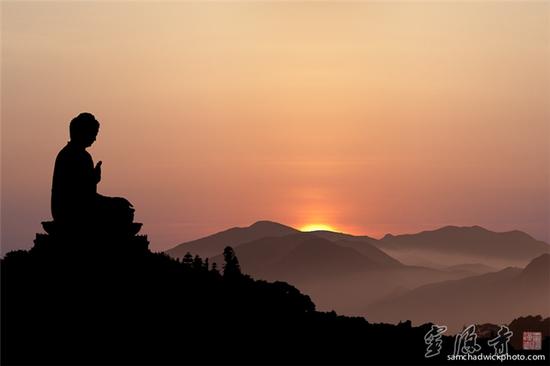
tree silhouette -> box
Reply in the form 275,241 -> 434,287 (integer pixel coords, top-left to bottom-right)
182,252 -> 193,267
222,246 -> 241,278
192,255 -> 203,270
211,261 -> 219,275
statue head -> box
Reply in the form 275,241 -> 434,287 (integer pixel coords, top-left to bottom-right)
70,112 -> 100,147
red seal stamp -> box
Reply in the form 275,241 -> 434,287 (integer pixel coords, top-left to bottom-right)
523,332 -> 542,350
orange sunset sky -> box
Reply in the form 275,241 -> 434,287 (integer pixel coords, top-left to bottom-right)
2,1 -> 549,254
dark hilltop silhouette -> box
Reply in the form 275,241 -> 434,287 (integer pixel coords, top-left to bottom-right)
2,113 -> 549,365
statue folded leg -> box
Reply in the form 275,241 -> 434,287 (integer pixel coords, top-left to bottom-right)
95,195 -> 135,226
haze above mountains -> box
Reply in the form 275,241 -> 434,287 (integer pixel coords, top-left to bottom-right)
165,221 -> 550,332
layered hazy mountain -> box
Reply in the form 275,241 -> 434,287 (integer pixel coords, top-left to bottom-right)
210,232 -> 402,282
377,225 -> 549,268
366,254 -> 550,333
165,221 -> 549,325
206,232 -> 474,314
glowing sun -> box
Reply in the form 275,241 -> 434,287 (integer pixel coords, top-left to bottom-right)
300,223 -> 336,232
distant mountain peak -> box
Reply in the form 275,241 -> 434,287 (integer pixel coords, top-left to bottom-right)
249,220 -> 296,230
521,253 -> 550,278
435,225 -> 489,233
165,220 -> 299,259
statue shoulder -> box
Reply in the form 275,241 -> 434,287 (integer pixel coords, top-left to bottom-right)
55,144 -> 93,166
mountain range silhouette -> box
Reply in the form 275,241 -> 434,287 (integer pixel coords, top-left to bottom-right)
166,221 -> 550,332
168,221 -> 549,267
378,225 -> 549,267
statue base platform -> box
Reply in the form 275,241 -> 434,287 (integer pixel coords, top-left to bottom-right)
32,220 -> 150,258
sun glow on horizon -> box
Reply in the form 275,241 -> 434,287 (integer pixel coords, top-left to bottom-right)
300,223 -> 337,232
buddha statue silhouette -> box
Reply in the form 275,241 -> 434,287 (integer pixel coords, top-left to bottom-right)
49,112 -> 138,235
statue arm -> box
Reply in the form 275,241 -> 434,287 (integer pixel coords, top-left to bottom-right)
94,161 -> 102,183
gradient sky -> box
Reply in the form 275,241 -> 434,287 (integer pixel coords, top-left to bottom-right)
2,1 -> 549,254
